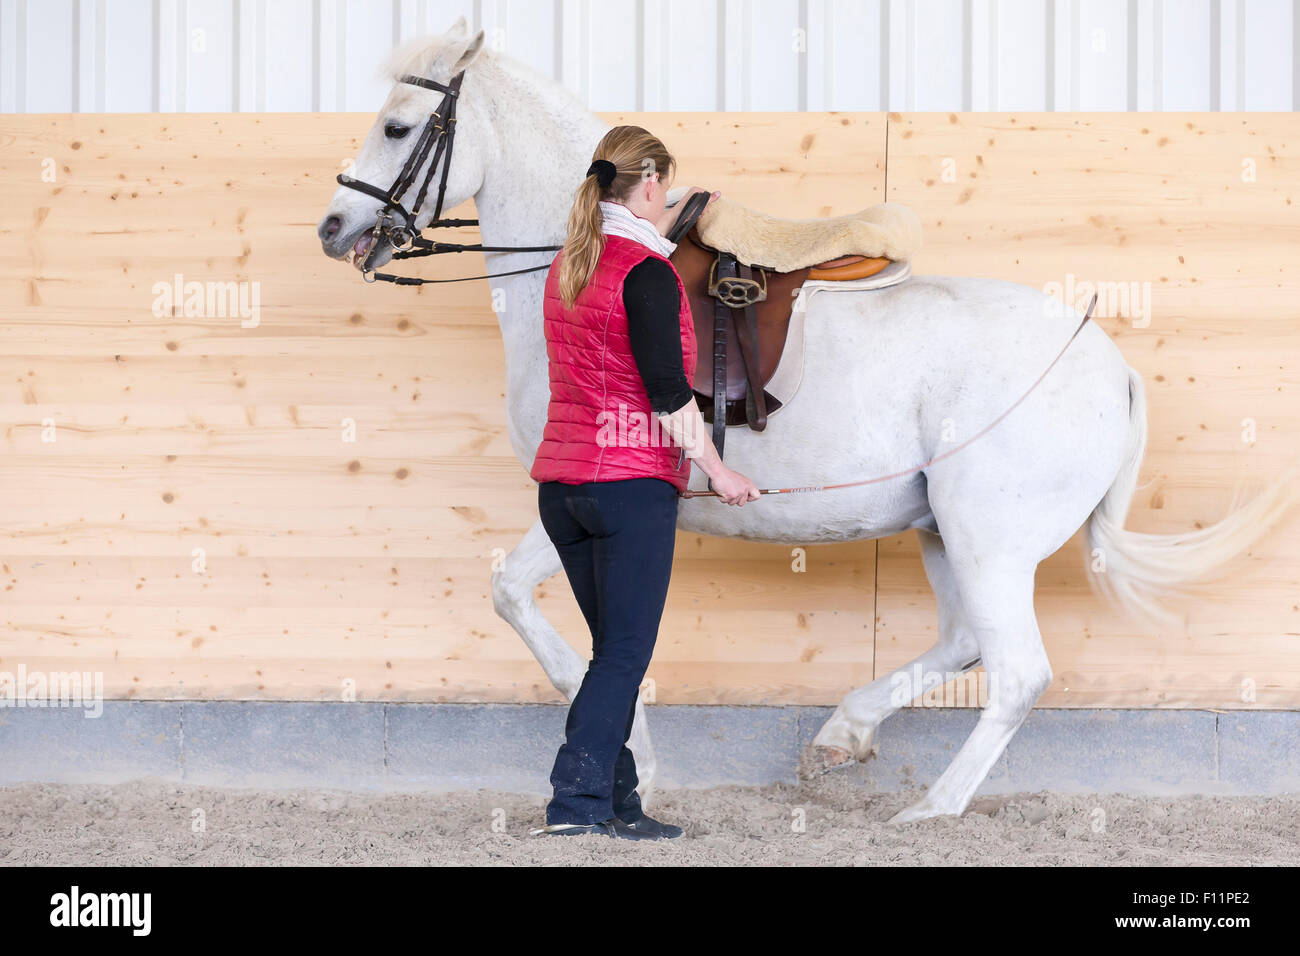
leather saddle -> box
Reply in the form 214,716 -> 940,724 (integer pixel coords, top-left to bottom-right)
666,192 -> 893,457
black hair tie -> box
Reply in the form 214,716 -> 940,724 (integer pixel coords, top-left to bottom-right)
586,159 -> 617,188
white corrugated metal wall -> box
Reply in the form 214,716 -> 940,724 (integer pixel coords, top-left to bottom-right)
0,0 -> 1295,113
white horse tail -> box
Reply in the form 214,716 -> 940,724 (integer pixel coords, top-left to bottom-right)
1086,365 -> 1297,626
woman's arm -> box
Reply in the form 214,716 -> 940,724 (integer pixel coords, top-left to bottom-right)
624,258 -> 760,505
624,258 -> 694,414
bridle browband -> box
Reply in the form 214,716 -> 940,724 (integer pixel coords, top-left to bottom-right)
336,69 -> 561,286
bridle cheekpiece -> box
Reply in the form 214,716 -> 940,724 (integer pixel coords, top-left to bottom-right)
335,69 -> 561,286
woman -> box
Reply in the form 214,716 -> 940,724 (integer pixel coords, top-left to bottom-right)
529,126 -> 760,840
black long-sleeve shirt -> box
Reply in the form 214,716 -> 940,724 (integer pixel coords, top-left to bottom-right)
623,257 -> 694,414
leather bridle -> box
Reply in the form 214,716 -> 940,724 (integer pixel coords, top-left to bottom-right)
336,69 -> 561,286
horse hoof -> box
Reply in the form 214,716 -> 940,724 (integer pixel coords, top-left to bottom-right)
887,801 -> 953,825
818,746 -> 855,769
886,807 -> 923,825
798,744 -> 856,780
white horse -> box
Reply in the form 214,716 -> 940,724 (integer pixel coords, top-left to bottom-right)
318,23 -> 1294,823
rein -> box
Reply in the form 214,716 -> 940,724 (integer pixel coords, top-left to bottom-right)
336,69 -> 561,286
680,296 -> 1098,499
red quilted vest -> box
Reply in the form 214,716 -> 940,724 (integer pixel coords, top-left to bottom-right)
529,235 -> 697,492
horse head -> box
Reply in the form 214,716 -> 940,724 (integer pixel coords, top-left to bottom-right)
316,19 -> 488,269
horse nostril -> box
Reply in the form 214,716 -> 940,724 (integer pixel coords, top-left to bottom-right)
320,215 -> 342,241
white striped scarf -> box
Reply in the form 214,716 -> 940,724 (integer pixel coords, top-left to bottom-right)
598,200 -> 677,258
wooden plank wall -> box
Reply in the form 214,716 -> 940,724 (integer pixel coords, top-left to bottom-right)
0,112 -> 1294,708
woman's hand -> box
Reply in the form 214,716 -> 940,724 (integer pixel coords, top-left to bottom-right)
709,466 -> 761,506
654,187 -> 719,237
653,397 -> 757,505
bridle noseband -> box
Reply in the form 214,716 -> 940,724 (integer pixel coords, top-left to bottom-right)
336,69 -> 561,286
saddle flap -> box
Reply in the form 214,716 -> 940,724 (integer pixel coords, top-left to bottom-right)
669,228 -> 809,400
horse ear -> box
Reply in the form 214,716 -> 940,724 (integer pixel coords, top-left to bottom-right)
448,30 -> 486,74
445,16 -> 469,40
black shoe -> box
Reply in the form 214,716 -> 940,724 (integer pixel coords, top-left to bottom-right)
613,815 -> 684,840
530,820 -> 618,838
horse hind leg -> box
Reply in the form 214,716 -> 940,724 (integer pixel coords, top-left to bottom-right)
806,530 -> 982,774
888,556 -> 1049,824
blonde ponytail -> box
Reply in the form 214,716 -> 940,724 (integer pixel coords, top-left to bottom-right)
558,126 -> 676,308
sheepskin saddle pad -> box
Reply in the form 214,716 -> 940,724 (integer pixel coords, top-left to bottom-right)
694,198 -> 923,274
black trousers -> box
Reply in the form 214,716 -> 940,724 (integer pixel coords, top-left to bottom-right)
537,477 -> 679,825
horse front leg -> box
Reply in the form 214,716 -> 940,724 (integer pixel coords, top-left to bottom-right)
491,519 -> 587,700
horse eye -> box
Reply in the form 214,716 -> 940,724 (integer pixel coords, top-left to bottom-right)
385,123 -> 410,140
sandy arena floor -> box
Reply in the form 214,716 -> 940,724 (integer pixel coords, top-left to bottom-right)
3,776 -> 1296,866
